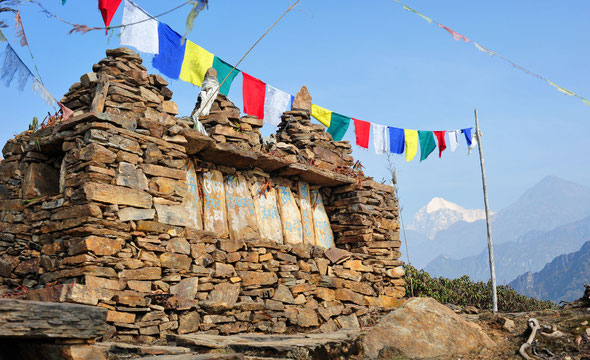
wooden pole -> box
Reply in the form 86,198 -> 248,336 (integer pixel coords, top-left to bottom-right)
474,108 -> 498,313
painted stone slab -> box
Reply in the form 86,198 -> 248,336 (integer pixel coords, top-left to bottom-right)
276,186 -> 303,245
311,190 -> 334,249
181,163 -> 202,230
201,170 -> 228,237
298,182 -> 316,246
225,175 -> 259,241
251,182 -> 283,244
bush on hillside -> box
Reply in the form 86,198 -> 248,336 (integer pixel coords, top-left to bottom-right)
403,264 -> 555,312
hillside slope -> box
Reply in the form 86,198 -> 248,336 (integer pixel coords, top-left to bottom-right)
509,241 -> 590,302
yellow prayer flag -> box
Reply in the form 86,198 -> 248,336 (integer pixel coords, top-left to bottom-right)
404,129 -> 418,162
547,80 -> 574,96
311,104 -> 332,127
582,98 -> 590,107
179,40 -> 214,86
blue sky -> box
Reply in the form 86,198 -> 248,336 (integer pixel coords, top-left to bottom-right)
1,0 -> 589,218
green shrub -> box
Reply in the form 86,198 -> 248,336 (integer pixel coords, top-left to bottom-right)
403,264 -> 555,312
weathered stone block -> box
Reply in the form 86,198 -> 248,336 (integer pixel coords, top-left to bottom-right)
23,163 -> 59,199
83,182 -> 152,208
69,236 -> 123,256
116,162 -> 148,191
118,207 -> 155,221
119,267 -> 162,280
79,143 -> 116,163
170,277 -> 199,300
239,271 -> 278,287
160,253 -> 191,270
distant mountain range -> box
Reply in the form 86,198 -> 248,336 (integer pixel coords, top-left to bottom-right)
407,197 -> 487,240
509,241 -> 590,303
424,215 -> 590,284
406,176 -> 590,269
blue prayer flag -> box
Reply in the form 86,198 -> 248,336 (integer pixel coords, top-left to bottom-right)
388,126 -> 405,154
461,128 -> 473,147
152,23 -> 185,80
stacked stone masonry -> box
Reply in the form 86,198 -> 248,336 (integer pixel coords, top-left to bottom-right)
0,48 -> 404,343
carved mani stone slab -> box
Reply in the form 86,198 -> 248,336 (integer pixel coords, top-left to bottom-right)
298,182 -> 316,246
225,175 -> 259,241
183,164 -> 203,230
311,190 -> 334,249
277,186 -> 303,245
202,170 -> 229,237
251,182 -> 283,244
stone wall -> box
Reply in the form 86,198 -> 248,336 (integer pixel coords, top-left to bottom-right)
0,48 -> 404,343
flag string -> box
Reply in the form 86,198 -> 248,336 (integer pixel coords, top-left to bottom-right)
391,0 -> 590,107
25,0 -> 193,34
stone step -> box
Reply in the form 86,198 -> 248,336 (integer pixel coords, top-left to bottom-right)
140,354 -> 244,360
167,330 -> 363,360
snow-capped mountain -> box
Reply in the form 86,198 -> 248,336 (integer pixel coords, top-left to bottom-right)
407,197 -> 488,240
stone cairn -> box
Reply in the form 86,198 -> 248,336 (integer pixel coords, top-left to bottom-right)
195,94 -> 264,152
270,86 -> 354,171
0,48 -> 405,344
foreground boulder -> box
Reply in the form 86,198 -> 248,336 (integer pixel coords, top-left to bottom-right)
362,297 -> 495,359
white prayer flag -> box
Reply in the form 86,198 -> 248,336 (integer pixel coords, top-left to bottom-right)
373,124 -> 388,155
448,130 -> 460,152
263,85 -> 292,127
120,0 -> 159,54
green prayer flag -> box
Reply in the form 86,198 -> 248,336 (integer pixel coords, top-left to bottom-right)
212,56 -> 240,95
418,130 -> 436,161
327,112 -> 351,141
0,29 -> 6,42
62,0 -> 67,5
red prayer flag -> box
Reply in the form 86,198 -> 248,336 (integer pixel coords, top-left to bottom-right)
242,72 -> 266,120
353,118 -> 370,148
434,131 -> 447,157
438,24 -> 470,42
98,0 -> 122,33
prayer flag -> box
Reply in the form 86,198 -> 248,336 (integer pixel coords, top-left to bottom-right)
152,23 -> 185,79
404,129 -> 418,161
418,130 -> 436,161
264,84 -> 291,126
438,24 -> 470,42
328,112 -> 351,141
373,124 -> 388,155
468,135 -> 478,155
447,130 -> 460,152
15,11 -> 28,47
212,56 -> 239,95
311,104 -> 331,127
0,44 -> 32,91
353,118 -> 370,149
310,105 -> 350,141
58,102 -> 73,121
0,29 -> 6,42
388,126 -> 405,154
98,0 -> 122,32
461,128 -> 473,147
120,0 -> 158,54
242,72 -> 266,119
474,42 -> 494,56
32,78 -> 56,108
62,0 -> 67,5
433,131 -> 446,158
179,40 -> 214,87
547,80 -> 575,96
